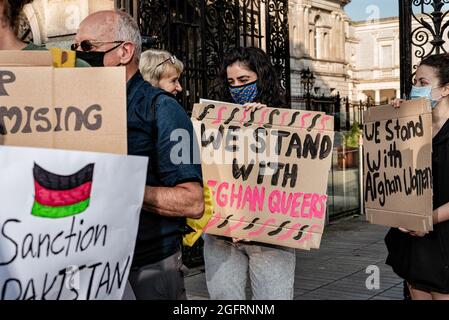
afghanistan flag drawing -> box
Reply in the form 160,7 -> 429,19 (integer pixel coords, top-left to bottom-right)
31,163 -> 95,219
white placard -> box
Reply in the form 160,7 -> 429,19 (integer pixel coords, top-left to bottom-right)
0,146 -> 148,300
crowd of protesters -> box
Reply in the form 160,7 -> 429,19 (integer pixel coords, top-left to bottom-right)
2,0 -> 449,301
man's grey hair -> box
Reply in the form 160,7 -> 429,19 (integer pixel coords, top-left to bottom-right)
115,10 -> 142,62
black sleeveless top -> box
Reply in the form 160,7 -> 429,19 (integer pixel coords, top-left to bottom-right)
385,119 -> 449,293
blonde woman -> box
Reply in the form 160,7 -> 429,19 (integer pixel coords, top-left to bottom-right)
139,49 -> 184,95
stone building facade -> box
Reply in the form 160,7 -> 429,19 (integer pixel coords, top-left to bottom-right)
288,0 -> 358,109
25,1 -> 440,109
20,0 -> 114,47
352,17 -> 400,105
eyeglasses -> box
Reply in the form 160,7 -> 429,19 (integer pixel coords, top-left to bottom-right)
70,40 -> 124,52
155,55 -> 177,68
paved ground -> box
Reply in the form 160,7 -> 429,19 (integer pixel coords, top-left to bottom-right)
184,215 -> 404,300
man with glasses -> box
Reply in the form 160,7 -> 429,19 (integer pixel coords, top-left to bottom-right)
74,10 -> 204,300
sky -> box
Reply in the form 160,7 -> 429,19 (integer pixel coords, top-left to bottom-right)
344,0 -> 398,22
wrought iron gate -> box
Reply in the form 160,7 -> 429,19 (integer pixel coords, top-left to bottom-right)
117,0 -> 291,111
399,0 -> 449,97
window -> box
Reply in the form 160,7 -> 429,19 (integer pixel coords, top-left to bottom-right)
381,45 -> 393,68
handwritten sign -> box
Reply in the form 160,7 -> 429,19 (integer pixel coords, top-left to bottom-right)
0,145 -> 148,300
363,98 -> 433,232
0,51 -> 126,154
192,101 -> 334,250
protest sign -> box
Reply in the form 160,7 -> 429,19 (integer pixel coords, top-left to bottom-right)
0,145 -> 148,300
0,51 -> 126,154
363,98 -> 433,232
191,101 -> 334,250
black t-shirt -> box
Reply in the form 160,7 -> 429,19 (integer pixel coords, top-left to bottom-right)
126,72 -> 203,267
432,119 -> 449,209
385,119 -> 449,293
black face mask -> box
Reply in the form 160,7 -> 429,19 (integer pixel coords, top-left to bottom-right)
75,43 -> 123,67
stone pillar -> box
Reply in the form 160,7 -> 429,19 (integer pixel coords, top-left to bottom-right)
373,33 -> 379,67
330,12 -> 336,60
396,89 -> 401,99
394,33 -> 399,67
316,29 -> 322,59
375,90 -> 381,105
340,16 -> 346,61
295,5 -> 305,56
335,15 -> 341,60
304,5 -> 311,55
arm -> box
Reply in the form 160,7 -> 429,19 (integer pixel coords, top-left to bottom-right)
143,182 -> 204,218
145,95 -> 204,219
399,202 -> 449,237
433,202 -> 449,225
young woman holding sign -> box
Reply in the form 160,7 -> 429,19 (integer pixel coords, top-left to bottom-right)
203,46 -> 296,300
387,53 -> 449,300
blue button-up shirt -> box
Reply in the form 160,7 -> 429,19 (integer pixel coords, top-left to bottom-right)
127,71 -> 202,267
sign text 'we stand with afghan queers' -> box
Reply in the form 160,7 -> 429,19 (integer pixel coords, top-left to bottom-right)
364,98 -> 433,232
192,100 -> 334,250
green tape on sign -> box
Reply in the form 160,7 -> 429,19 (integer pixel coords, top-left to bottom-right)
31,198 -> 90,219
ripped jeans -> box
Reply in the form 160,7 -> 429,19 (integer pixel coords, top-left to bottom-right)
204,234 -> 296,300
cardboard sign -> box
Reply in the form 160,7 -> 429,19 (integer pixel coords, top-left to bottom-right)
0,145 -> 148,300
192,102 -> 334,250
363,99 -> 433,232
0,51 -> 127,154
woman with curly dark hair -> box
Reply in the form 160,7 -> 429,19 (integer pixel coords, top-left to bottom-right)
217,46 -> 288,109
0,0 -> 35,50
203,46 -> 295,300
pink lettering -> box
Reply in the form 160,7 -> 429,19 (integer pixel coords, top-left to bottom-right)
320,115 -> 332,132
203,212 -> 222,233
301,113 -> 312,128
301,193 -> 312,218
310,193 -> 320,218
241,185 -> 266,212
257,109 -> 269,125
230,183 -> 243,209
213,106 -> 227,124
290,192 -> 303,217
207,180 -> 217,188
280,112 -> 289,126
223,216 -> 246,236
216,182 -> 229,207
207,180 -> 218,196
316,195 -> 328,219
253,186 -> 265,212
242,186 -> 254,211
280,192 -> 293,215
268,190 -> 281,214
239,109 -> 250,124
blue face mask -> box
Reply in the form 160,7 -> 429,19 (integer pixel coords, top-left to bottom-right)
229,81 -> 258,105
410,85 -> 441,109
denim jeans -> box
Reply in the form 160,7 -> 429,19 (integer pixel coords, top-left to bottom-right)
204,234 -> 296,300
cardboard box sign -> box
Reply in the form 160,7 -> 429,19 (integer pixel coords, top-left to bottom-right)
192,101 -> 334,250
0,51 -> 126,155
363,98 -> 433,232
